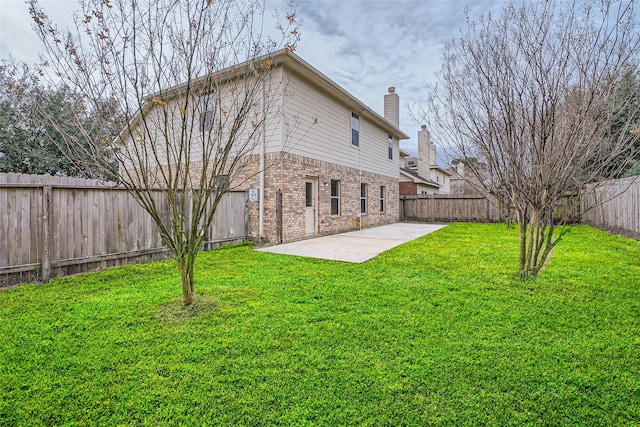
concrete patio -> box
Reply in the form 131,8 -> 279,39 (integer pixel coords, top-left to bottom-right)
256,222 -> 447,262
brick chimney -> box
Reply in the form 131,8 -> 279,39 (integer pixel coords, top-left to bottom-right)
384,87 -> 399,127
418,125 -> 431,180
430,143 -> 437,167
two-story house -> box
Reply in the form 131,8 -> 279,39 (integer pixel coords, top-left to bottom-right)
243,54 -> 409,243
400,125 -> 452,195
120,51 -> 409,244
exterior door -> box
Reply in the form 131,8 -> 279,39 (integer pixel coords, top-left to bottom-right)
305,178 -> 317,235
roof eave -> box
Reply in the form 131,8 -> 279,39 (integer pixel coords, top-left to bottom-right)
282,53 -> 410,140
400,168 -> 441,187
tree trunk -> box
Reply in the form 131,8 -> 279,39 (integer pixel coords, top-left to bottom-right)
519,213 -> 557,278
518,209 -> 545,279
517,209 -> 528,276
178,257 -> 195,305
534,223 -> 555,276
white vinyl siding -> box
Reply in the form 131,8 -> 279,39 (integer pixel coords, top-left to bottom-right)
280,69 -> 399,178
201,68 -> 285,156
122,68 -> 287,169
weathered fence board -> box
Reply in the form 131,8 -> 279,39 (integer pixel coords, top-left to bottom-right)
0,173 -> 247,288
401,177 -> 638,239
400,194 -> 507,223
582,176 -> 640,240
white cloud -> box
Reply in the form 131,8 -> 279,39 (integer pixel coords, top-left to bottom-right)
0,0 -> 77,64
1,0 -> 505,159
290,0 -> 504,157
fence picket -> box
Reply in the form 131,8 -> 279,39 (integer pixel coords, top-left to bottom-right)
582,176 -> 640,239
0,187 -> 8,266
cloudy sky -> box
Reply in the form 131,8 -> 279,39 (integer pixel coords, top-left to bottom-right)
0,0 -> 504,158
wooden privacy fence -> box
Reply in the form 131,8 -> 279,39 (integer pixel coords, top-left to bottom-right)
581,176 -> 640,240
401,177 -> 637,238
400,194 -> 507,223
0,173 -> 248,288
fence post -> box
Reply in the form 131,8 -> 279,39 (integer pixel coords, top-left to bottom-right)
244,191 -> 250,242
41,186 -> 52,282
429,195 -> 434,223
486,198 -> 490,222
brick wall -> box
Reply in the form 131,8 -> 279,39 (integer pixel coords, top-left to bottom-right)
234,152 -> 399,243
399,181 -> 417,196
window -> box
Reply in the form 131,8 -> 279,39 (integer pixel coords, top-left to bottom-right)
351,113 -> 360,146
305,182 -> 313,207
387,135 -> 393,160
214,175 -> 229,191
199,93 -> 215,132
360,183 -> 367,214
379,186 -> 385,212
330,180 -> 340,215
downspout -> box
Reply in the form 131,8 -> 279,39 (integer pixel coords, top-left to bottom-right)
259,78 -> 266,241
359,146 -> 362,231
358,110 -> 365,230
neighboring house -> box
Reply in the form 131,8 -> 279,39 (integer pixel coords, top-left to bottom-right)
448,162 -> 467,195
399,125 -> 452,195
400,149 -> 441,195
121,52 -> 409,244
448,160 -> 487,196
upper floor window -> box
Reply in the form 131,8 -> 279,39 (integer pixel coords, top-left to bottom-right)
387,135 -> 393,160
199,93 -> 215,132
351,113 -> 360,147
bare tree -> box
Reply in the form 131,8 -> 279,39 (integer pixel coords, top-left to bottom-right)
423,0 -> 640,278
29,0 -> 299,303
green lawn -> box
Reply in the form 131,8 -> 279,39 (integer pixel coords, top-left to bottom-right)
1,223 -> 639,426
